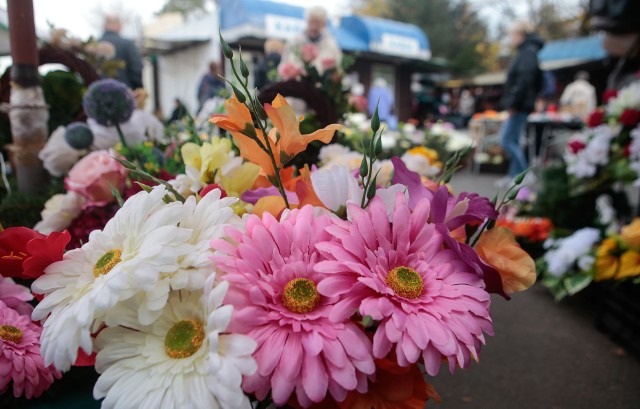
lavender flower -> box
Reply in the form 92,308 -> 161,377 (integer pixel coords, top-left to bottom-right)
82,79 -> 134,127
64,122 -> 94,149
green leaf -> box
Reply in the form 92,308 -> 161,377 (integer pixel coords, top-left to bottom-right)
563,273 -> 592,296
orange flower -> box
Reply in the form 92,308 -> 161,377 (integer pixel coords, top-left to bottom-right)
476,227 -> 536,293
211,94 -> 341,177
252,196 -> 293,219
290,357 -> 440,409
296,165 -> 325,208
594,238 -> 619,281
210,96 -> 281,176
620,218 -> 640,249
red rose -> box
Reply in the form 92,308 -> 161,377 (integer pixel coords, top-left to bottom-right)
620,109 -> 640,127
0,227 -> 70,279
586,110 -> 605,127
624,143 -> 632,157
602,89 -> 618,104
199,184 -> 227,198
568,139 -> 587,154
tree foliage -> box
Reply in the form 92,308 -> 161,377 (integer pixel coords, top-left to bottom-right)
156,0 -> 208,16
353,0 -> 493,74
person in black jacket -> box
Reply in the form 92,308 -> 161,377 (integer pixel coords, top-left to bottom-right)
499,20 -> 544,179
100,15 -> 143,89
254,39 -> 283,90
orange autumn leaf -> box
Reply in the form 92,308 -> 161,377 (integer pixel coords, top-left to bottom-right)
476,227 -> 536,293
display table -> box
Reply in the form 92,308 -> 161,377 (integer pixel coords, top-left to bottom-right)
526,113 -> 583,172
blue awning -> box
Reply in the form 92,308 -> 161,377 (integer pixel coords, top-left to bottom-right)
219,0 -> 429,60
339,16 -> 430,60
538,35 -> 607,70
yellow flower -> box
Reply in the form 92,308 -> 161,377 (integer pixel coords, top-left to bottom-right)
475,227 -> 536,293
616,250 -> 640,280
407,146 -> 441,167
620,218 -> 640,249
218,162 -> 260,197
594,238 -> 619,281
181,137 -> 233,183
143,141 -> 154,148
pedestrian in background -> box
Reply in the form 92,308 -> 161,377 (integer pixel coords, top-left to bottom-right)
254,39 -> 283,90
196,62 -> 225,114
100,15 -> 143,89
560,71 -> 597,119
498,20 -> 544,182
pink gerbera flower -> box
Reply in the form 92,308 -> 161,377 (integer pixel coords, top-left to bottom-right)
0,301 -> 61,399
315,195 -> 494,376
0,277 -> 34,316
213,206 -> 374,407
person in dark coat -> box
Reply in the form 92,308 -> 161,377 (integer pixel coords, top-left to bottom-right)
196,62 -> 225,113
254,39 -> 283,90
499,20 -> 544,179
100,15 -> 143,89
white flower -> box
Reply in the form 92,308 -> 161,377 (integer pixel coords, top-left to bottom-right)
94,280 -> 256,409
34,191 -> 85,234
401,151 -> 441,178
169,165 -> 204,197
543,227 -> 601,277
565,125 -> 616,179
32,186 -> 193,371
607,81 -> 640,117
318,144 -> 354,166
89,110 -> 165,150
311,164 -> 406,217
577,255 -> 595,272
344,112 -> 370,132
39,126 -> 83,176
445,130 -> 474,152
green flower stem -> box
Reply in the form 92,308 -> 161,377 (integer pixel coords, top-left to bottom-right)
114,123 -> 128,149
228,56 -> 290,209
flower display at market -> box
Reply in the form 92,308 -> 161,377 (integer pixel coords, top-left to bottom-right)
82,79 -> 135,127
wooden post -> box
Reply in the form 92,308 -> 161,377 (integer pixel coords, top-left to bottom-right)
6,0 -> 48,194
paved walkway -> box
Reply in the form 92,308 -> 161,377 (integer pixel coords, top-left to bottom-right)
431,170 -> 640,409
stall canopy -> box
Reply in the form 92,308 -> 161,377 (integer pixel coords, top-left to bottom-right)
219,0 -> 430,61
538,35 -> 607,71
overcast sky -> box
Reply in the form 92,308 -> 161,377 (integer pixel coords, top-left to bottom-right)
31,0 -> 583,39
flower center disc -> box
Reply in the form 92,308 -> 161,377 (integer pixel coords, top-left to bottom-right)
386,266 -> 423,299
282,278 -> 320,314
93,249 -> 122,277
165,320 -> 205,359
0,325 -> 23,343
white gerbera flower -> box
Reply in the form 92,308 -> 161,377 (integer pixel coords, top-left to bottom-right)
32,186 -> 194,371
93,278 -> 257,409
34,191 -> 85,234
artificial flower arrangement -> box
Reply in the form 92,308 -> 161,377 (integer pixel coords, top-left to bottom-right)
538,218 -> 640,301
564,81 -> 640,190
0,33 -> 538,408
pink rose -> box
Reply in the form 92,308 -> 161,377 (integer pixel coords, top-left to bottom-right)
321,57 -> 336,71
65,150 -> 127,207
278,62 -> 303,81
300,43 -> 318,63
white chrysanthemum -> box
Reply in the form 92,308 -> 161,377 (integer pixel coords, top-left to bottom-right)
32,186 -> 194,371
543,227 -> 601,277
606,81 -> 640,117
93,279 -> 257,409
34,191 -> 85,234
401,151 -> 441,178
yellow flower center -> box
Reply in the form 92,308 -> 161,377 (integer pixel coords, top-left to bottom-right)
282,278 -> 320,314
0,325 -> 23,343
386,266 -> 423,299
93,249 -> 122,278
164,320 -> 205,359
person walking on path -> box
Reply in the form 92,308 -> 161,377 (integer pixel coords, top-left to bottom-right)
100,15 -> 143,89
499,20 -> 544,180
196,62 -> 225,113
560,71 -> 597,120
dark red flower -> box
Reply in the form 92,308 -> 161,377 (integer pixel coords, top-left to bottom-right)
568,139 -> 587,154
624,143 -> 632,157
620,109 -> 640,127
200,184 -> 227,198
67,203 -> 119,249
602,89 -> 618,104
586,110 -> 605,127
0,227 -> 70,279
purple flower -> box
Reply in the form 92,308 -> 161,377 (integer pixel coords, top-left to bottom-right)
82,79 -> 134,126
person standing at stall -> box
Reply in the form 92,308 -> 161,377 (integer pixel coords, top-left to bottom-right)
100,15 -> 143,89
560,71 -> 597,119
499,20 -> 544,180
